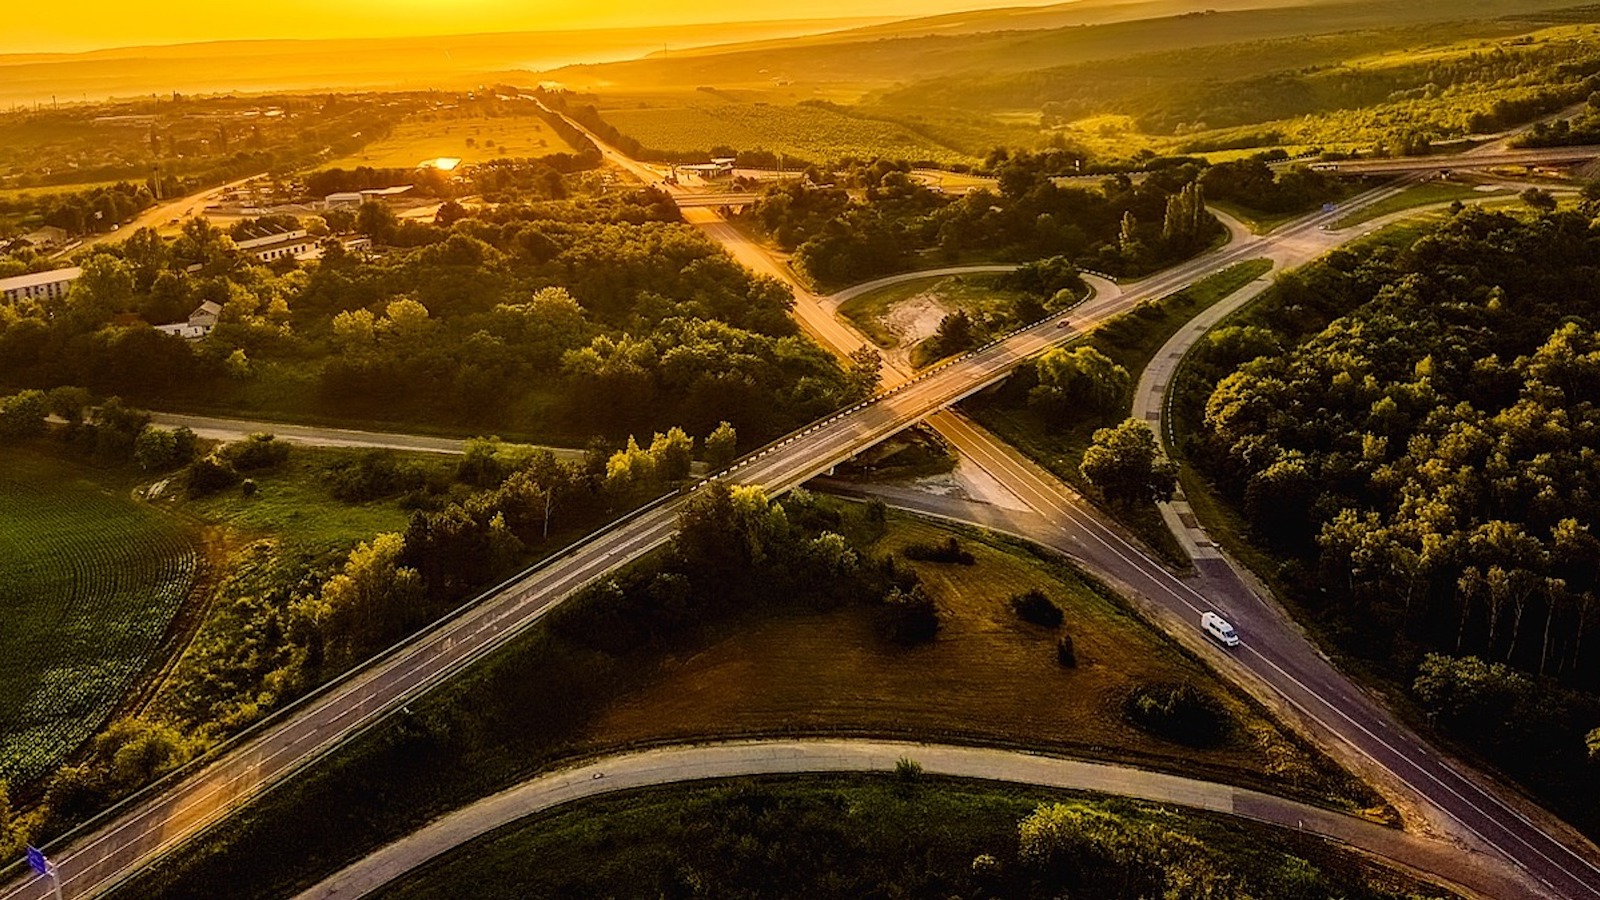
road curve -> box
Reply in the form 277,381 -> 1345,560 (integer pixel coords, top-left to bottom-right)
293,738 -> 1525,900
824,264 -> 1022,311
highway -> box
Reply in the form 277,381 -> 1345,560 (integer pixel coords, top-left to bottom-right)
291,738 -> 1535,900
5,117 -> 1597,900
61,173 -> 266,257
1311,145 -> 1600,175
3,191 -> 1323,900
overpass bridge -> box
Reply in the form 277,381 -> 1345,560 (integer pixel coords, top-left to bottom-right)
673,191 -> 761,208
1311,145 -> 1600,175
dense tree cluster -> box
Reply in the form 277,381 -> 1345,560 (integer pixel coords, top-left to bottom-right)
1187,206 -> 1600,830
1514,91 -> 1600,148
1200,156 -> 1344,214
36,183 -> 155,237
0,191 -> 865,445
749,153 -> 1225,288
0,387 -> 195,471
555,484 -> 928,655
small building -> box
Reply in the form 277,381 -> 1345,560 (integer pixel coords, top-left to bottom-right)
325,191 -> 364,209
154,323 -> 210,340
0,266 -> 83,304
680,161 -> 735,180
20,226 -> 70,251
189,300 -> 222,330
235,228 -> 317,263
154,300 -> 222,341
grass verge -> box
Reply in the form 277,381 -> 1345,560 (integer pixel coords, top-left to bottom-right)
1331,180 -> 1514,229
838,272 -> 1025,351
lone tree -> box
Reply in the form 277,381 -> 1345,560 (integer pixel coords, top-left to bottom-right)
1029,346 -> 1131,422
704,421 -> 738,470
1079,418 -> 1178,505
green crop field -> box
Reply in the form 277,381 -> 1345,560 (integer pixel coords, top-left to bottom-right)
0,450 -> 200,784
599,97 -> 980,166
326,113 -> 578,170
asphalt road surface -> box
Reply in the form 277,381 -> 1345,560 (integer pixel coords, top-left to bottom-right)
144,411 -> 587,461
668,152 -> 1600,896
293,739 -> 1534,900
1313,145 -> 1600,175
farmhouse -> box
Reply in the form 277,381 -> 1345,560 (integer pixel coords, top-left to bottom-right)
0,266 -> 83,304
155,300 -> 222,340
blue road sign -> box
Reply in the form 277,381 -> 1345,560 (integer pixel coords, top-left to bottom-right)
25,846 -> 49,876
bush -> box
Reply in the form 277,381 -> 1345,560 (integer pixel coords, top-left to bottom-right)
894,757 -> 923,781
326,450 -> 425,501
187,456 -> 239,497
0,390 -> 49,440
1010,589 -> 1064,627
133,426 -> 198,471
1056,634 -> 1077,668
221,433 -> 290,471
1123,682 -> 1231,746
877,584 -> 941,645
903,537 -> 975,565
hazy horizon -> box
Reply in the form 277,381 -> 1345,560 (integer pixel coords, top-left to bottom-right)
5,0 -> 1062,55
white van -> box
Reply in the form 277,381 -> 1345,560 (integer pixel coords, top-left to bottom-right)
1201,611 -> 1240,647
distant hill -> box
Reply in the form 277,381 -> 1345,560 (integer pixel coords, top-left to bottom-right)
0,18 -> 895,108
540,0 -> 1592,92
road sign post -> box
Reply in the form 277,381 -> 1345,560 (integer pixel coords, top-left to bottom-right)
24,848 -> 63,900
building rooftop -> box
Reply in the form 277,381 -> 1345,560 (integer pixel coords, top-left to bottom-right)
235,229 -> 310,251
0,267 -> 84,291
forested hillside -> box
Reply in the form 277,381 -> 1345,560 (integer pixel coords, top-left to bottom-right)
1184,203 -> 1600,831
746,154 -> 1221,288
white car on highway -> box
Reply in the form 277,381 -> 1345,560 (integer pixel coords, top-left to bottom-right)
1201,611 -> 1240,647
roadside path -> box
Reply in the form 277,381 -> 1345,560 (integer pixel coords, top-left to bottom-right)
143,411 -> 586,461
293,738 -> 1526,900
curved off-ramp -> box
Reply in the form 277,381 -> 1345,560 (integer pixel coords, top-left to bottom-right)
294,738 -> 1522,900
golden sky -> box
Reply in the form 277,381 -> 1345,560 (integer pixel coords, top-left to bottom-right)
6,0 -> 1030,54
